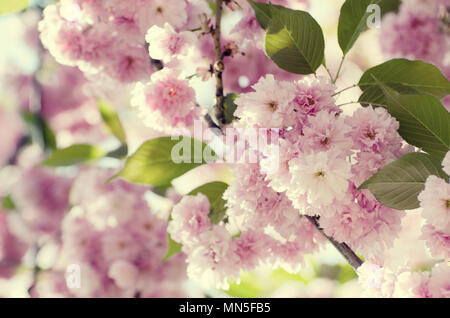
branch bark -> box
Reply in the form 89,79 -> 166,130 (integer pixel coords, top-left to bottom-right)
306,215 -> 363,271
212,0 -> 226,127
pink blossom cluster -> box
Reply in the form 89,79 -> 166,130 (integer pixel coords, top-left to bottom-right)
2,0 -> 448,298
358,261 -> 449,298
11,167 -> 73,237
418,151 -> 450,260
0,210 -> 28,279
131,69 -> 204,132
166,72 -> 413,288
38,0 -> 211,83
31,168 -> 188,298
233,74 -> 409,261
3,55 -> 106,148
38,0 -> 315,134
130,1 -> 310,132
40,62 -> 106,146
381,0 -> 450,69
380,0 -> 450,110
168,188 -> 324,289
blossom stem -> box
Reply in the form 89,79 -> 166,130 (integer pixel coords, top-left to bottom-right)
336,101 -> 360,107
306,215 -> 363,271
212,0 -> 226,127
27,244 -> 41,296
333,55 -> 346,84
331,84 -> 358,97
322,62 -> 334,82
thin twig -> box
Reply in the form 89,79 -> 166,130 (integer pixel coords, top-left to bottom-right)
332,84 -> 358,97
336,101 -> 360,107
27,244 -> 41,296
306,216 -> 363,271
333,56 -> 345,84
322,63 -> 334,82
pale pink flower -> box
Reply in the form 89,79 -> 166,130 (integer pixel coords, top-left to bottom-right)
104,44 -> 151,83
301,110 -> 353,153
11,168 -> 72,236
186,226 -> 238,289
234,74 -> 296,128
288,151 -> 352,207
231,230 -> 270,270
0,211 -> 28,278
146,23 -> 196,63
139,0 -> 188,30
131,69 -> 202,132
260,137 -> 296,193
380,0 -> 449,65
348,107 -> 402,153
108,260 -> 139,289
290,75 -> 338,124
39,4 -> 83,66
101,228 -> 141,263
320,197 -> 404,259
392,271 -> 427,298
224,163 -> 304,241
184,0 -> 212,30
269,219 -> 325,273
428,262 -> 450,298
418,175 -> 450,232
421,225 -> 450,259
167,193 -> 212,249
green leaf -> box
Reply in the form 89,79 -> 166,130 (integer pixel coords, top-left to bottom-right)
208,0 -> 216,15
98,100 -> 127,144
338,0 -> 381,55
23,112 -> 57,151
162,233 -> 183,262
42,119 -> 57,151
224,93 -> 238,124
0,0 -> 29,15
116,137 -> 217,187
379,0 -> 401,16
376,78 -> 450,160
106,144 -> 128,159
189,181 -> 229,224
226,272 -> 262,298
43,144 -> 106,167
265,6 -> 325,75
359,152 -> 448,210
337,264 -> 358,284
2,195 -> 16,211
358,59 -> 450,106
247,0 -> 283,30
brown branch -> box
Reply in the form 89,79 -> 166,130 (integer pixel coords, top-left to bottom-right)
212,0 -> 226,127
151,59 -> 163,71
306,215 -> 363,271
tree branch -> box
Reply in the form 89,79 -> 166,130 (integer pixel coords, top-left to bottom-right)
306,215 -> 363,271
207,0 -> 364,273
212,0 -> 226,127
